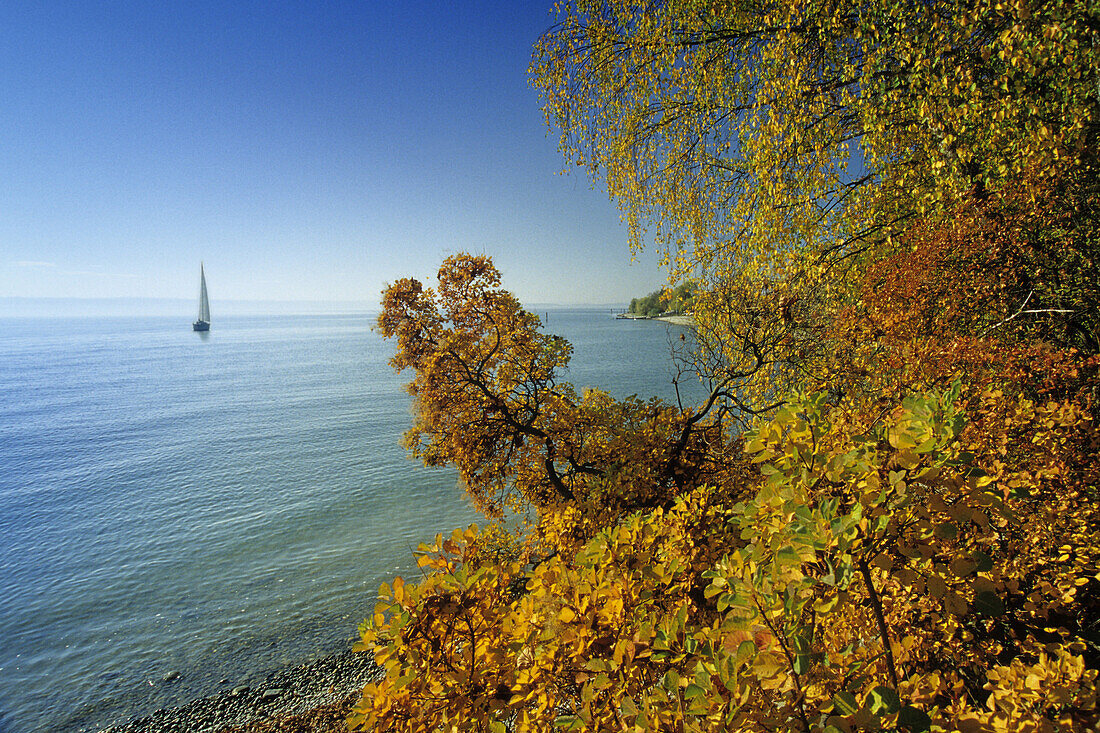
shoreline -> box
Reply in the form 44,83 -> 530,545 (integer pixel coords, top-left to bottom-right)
99,647 -> 380,733
616,314 -> 694,326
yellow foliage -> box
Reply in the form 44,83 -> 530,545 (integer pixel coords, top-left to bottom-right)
352,333 -> 1100,730
349,0 -> 1100,729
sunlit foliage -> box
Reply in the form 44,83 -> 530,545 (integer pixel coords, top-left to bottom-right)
348,1 -> 1099,730
352,328 -> 1099,730
376,254 -> 746,528
529,0 -> 1099,419
628,281 -> 695,317
530,0 -> 1098,279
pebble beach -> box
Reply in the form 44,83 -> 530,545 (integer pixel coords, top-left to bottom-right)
101,649 -> 379,733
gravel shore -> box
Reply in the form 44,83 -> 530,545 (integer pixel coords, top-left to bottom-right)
100,649 -> 381,733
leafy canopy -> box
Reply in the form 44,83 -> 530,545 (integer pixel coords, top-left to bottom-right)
531,0 -> 1098,281
377,253 -> 745,527
348,0 -> 1100,730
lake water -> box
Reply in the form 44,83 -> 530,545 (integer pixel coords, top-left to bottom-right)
0,308 -> 700,732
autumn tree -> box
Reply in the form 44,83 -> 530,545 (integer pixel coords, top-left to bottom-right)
627,282 -> 696,317
348,2 -> 1100,730
376,253 -> 748,531
530,0 -> 1099,411
356,249 -> 1099,732
356,255 -> 1100,732
355,235 -> 1099,732
531,0 -> 1098,278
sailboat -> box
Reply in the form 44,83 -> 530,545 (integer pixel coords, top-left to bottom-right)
192,263 -> 211,332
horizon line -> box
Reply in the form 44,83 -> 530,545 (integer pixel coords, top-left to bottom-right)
0,296 -> 630,307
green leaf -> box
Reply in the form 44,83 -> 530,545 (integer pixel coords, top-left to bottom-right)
973,590 -> 1005,616
865,685 -> 901,715
684,683 -> 707,699
554,714 -> 583,730
933,522 -> 958,540
915,437 -> 937,453
793,650 -> 823,675
833,690 -> 860,715
898,705 -> 933,732
394,672 -> 419,687
776,545 -> 801,566
973,550 -> 994,572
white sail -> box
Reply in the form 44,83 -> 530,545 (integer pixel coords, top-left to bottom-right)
198,264 -> 210,323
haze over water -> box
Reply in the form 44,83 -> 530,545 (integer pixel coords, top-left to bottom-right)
0,308 -> 700,732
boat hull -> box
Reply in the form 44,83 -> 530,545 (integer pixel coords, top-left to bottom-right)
193,320 -> 210,332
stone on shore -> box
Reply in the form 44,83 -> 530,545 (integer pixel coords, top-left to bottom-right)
103,649 -> 380,733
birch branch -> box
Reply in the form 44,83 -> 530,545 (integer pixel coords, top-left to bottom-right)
982,290 -> 1075,336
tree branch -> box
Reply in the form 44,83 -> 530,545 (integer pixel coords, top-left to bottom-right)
981,290 -> 1075,336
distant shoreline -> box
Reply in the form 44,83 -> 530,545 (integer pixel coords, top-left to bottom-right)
617,313 -> 694,326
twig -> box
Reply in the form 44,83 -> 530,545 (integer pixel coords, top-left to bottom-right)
981,290 -> 1074,336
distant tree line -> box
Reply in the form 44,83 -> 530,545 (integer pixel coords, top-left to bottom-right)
627,281 -> 695,317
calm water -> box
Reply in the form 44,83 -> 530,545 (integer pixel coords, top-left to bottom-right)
0,309 -> 698,732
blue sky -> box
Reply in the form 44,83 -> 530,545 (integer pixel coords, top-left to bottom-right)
0,1 -> 666,307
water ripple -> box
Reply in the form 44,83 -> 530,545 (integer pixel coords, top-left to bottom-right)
0,311 -> 697,732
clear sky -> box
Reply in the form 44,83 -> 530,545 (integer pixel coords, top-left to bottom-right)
0,1 -> 667,308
